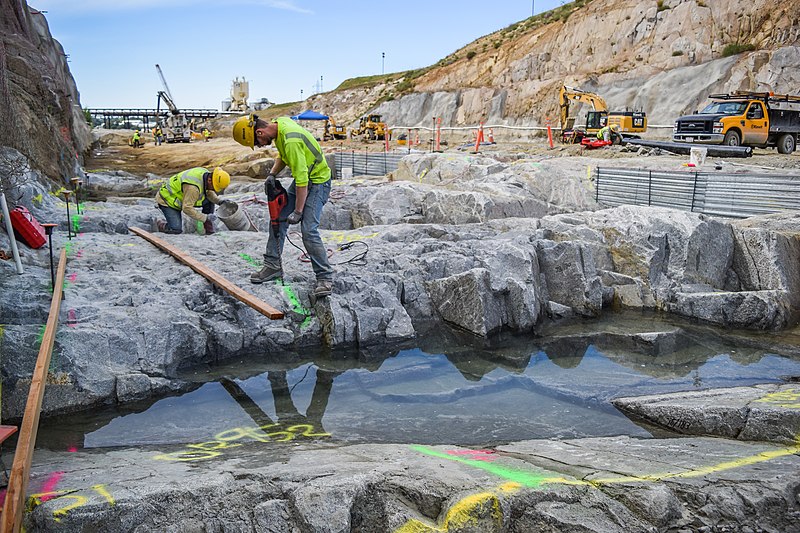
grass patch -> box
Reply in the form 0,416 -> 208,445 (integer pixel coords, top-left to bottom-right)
672,50 -> 684,56
657,0 -> 669,11
722,43 -> 756,57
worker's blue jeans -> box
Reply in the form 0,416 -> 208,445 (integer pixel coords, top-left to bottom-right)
158,205 -> 183,234
263,179 -> 333,281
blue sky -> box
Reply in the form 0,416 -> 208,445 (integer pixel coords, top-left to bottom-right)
32,0 -> 566,110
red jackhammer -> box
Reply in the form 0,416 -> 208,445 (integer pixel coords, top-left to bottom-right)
265,177 -> 288,238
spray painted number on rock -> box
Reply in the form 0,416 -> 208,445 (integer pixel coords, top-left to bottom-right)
28,484 -> 115,523
153,423 -> 331,462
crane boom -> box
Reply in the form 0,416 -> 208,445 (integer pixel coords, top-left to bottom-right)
155,64 -> 174,102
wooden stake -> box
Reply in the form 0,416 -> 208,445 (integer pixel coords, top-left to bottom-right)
1,249 -> 67,533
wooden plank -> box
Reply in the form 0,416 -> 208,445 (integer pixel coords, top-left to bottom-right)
1,249 -> 67,533
128,227 -> 284,320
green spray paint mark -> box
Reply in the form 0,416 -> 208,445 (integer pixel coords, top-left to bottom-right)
64,240 -> 75,258
238,253 -> 262,268
196,220 -> 204,234
411,445 -> 552,488
278,280 -> 313,329
32,193 -> 43,206
0,324 -> 4,342
238,254 -> 312,328
71,213 -> 81,234
35,325 -> 46,347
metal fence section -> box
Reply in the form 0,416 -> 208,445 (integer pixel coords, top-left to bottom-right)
595,167 -> 800,219
334,151 -> 405,179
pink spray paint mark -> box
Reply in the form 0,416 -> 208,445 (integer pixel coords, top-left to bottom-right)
38,471 -> 65,503
68,272 -> 78,283
67,446 -> 78,453
67,309 -> 77,327
445,449 -> 497,462
75,249 -> 83,258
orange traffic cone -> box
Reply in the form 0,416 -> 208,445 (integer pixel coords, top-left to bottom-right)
488,128 -> 495,143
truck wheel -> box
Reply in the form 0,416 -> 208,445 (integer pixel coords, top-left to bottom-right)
777,133 -> 796,154
723,131 -> 741,146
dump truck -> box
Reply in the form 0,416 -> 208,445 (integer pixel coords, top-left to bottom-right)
352,114 -> 389,141
673,91 -> 800,153
559,86 -> 647,143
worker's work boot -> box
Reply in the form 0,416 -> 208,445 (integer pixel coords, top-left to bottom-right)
314,280 -> 333,298
250,266 -> 282,284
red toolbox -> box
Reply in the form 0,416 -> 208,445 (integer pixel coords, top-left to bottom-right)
9,206 -> 46,249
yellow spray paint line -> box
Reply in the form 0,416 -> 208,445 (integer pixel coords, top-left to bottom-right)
413,440 -> 800,489
395,482 -> 520,533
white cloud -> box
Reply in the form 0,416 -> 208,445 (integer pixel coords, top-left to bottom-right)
31,0 -> 312,14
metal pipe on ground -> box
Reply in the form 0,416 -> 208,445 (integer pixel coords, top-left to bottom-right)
625,139 -> 753,158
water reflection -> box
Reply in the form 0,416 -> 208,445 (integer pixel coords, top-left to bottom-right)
36,313 -> 800,451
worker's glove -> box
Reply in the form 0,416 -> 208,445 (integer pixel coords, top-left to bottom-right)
264,174 -> 276,195
287,210 -> 302,225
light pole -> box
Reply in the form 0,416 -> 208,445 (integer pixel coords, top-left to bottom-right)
300,89 -> 303,101
532,0 -> 534,17
381,52 -> 385,75
320,75 -> 323,93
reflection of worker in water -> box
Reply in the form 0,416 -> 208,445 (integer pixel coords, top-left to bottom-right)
220,367 -> 340,433
154,167 -> 230,234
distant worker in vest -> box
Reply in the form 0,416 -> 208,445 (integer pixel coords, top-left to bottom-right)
232,114 -> 333,297
202,127 -> 212,142
132,129 -> 141,148
598,123 -> 622,144
154,125 -> 163,146
155,167 -> 230,235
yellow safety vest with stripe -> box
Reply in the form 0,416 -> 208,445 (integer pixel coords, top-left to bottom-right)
273,117 -> 330,187
159,167 -> 207,209
597,126 -> 610,140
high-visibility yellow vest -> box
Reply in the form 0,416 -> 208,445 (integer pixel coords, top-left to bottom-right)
159,167 -> 206,209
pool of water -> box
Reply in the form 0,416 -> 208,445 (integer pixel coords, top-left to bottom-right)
36,312 -> 800,451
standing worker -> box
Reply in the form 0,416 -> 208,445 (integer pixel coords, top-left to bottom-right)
132,129 -> 142,148
597,123 -> 622,144
154,167 -> 230,235
232,114 -> 333,297
203,127 -> 212,142
154,125 -> 163,146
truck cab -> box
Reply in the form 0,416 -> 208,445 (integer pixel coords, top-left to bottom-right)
673,92 -> 799,153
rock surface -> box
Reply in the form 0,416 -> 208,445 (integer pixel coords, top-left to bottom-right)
17,432 -> 800,532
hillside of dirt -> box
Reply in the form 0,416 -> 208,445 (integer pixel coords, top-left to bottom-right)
296,0 -> 800,132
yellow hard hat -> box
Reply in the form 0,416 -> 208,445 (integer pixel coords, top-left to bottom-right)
610,124 -> 620,132
232,114 -> 257,149
212,167 -> 230,192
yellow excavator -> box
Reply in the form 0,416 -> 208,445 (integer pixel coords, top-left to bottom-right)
351,114 -> 389,141
323,118 -> 347,141
559,85 -> 647,143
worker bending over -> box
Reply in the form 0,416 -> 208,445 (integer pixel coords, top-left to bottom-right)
598,123 -> 622,144
155,167 -> 230,235
232,114 -> 333,298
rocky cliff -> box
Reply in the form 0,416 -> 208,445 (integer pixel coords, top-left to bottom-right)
304,0 -> 800,129
0,0 -> 90,186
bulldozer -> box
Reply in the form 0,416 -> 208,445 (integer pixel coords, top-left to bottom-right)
323,118 -> 347,141
352,114 -> 389,141
559,85 -> 647,143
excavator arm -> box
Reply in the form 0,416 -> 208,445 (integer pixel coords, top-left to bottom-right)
559,85 -> 608,130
